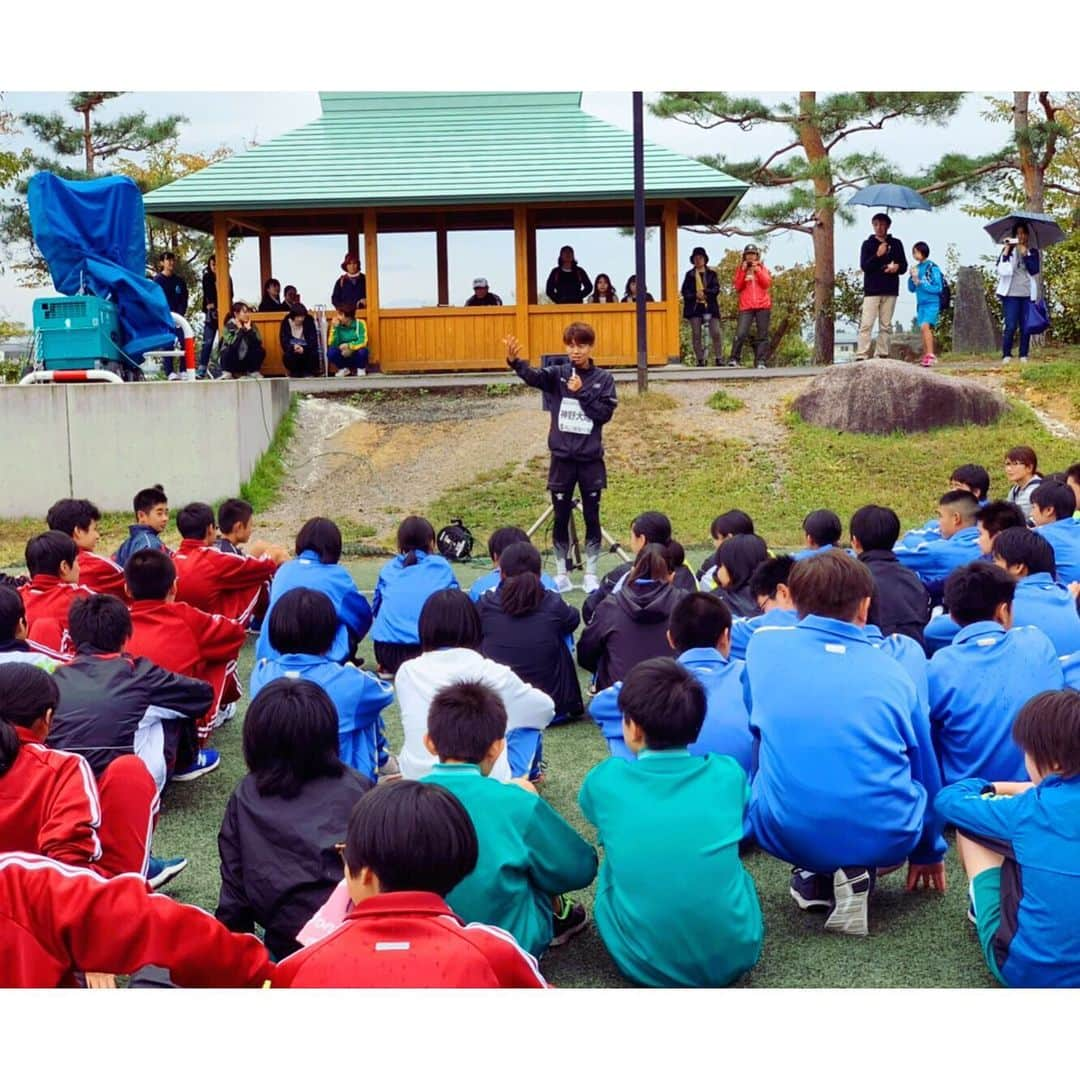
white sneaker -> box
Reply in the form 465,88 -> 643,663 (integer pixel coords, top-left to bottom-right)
334,368 -> 350,378
824,866 -> 872,936
211,702 -> 237,730
583,573 -> 600,593
1019,356 -> 1029,364
554,573 -> 574,593
1002,357 -> 1012,365
355,369 -> 366,377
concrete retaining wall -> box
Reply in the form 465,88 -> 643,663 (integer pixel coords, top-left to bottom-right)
0,379 -> 291,517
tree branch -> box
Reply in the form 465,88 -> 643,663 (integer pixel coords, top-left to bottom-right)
918,159 -> 1012,195
824,111 -> 905,152
1045,181 -> 1080,196
754,140 -> 803,177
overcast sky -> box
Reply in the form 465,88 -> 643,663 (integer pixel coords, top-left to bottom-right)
0,90 -> 1016,331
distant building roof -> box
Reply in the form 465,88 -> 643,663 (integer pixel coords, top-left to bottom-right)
143,93 -> 748,234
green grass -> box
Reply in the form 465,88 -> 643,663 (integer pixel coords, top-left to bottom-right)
706,389 -> 746,412
1017,360 -> 1080,421
239,396 -> 298,512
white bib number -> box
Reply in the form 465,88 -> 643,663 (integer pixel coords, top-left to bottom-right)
558,397 -> 594,435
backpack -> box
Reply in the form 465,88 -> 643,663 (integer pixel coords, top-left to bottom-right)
437,520 -> 474,562
928,262 -> 951,311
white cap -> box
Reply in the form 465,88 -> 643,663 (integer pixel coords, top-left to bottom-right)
472,277 -> 488,288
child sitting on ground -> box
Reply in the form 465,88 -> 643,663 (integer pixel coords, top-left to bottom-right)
929,562 -> 1063,786
792,509 -> 842,560
728,555 -> 799,662
580,657 -> 763,987
46,498 -> 126,599
706,533 -> 770,616
371,516 -> 459,676
1030,480 -> 1080,585
894,491 -> 982,586
898,464 -> 991,548
17,531 -> 94,654
214,497 -> 289,562
273,782 -> 548,987
250,589 -> 393,782
422,680 -> 597,957
936,689 -> 1080,987
113,485 -> 170,568
327,303 -> 369,377
468,526 -> 559,601
0,587 -> 59,670
698,509 -> 756,581
216,678 -> 373,960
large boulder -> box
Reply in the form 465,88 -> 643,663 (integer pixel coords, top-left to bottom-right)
793,358 -> 1008,435
952,266 -> 1000,354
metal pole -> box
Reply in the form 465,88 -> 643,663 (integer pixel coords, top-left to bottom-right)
632,91 -> 648,394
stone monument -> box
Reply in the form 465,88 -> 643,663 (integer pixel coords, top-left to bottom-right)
952,266 -> 1000,355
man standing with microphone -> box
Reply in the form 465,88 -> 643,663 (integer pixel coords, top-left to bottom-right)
505,323 -> 618,594
855,213 -> 907,361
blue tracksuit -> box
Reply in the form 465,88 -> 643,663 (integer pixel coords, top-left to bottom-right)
894,525 -> 982,585
250,652 -> 393,781
729,607 -> 799,662
1036,518 -> 1080,585
790,544 -> 834,562
1063,651 -> 1080,690
371,551 -> 459,645
255,550 -> 373,664
907,259 -> 943,325
928,622 -> 1064,785
113,525 -> 167,569
746,615 -> 944,872
1012,573 -> 1080,655
936,775 -> 1080,988
924,612 -> 960,656
865,623 -> 929,714
468,568 -> 560,602
588,647 -> 753,775
897,516 -> 941,549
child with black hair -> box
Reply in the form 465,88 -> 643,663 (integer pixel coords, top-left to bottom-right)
327,302 -> 368,377
728,555 -> 799,662
216,678 -> 374,960
46,498 -> 126,599
214,497 -> 288,562
936,689 -> 1080,987
580,657 -> 763,986
793,509 -> 842,560
274,781 -> 548,987
468,525 -> 560,602
250,589 -> 393,782
173,502 -> 281,625
590,592 -> 753,775
422,680 -> 596,957
1066,463 -> 1080,519
894,491 -> 982,585
113,485 -> 170,568
17,530 -> 94,654
698,509 -> 756,581
707,533 -> 770,617
256,517 -> 373,666
371,515 -> 459,676
397,589 -> 554,781
1030,480 -> 1080,584
577,543 -> 684,691
1004,446 -> 1043,521
898,464 -> 991,547
0,586 -> 60,670
929,563 -> 1063,786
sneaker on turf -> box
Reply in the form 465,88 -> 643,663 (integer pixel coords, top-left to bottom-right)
582,573 -> 600,593
170,748 -> 221,783
824,865 -> 874,936
146,854 -> 188,890
554,572 -> 574,593
211,702 -> 237,730
550,895 -> 589,947
789,868 -> 833,911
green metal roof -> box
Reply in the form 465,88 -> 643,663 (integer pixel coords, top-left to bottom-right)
143,92 -> 747,232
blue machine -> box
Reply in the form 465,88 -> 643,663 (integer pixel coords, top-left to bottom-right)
32,295 -> 125,370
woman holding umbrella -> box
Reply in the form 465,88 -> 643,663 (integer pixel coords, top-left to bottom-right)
995,223 -> 1041,364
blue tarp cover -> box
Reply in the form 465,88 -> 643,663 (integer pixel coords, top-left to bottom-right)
27,173 -> 177,358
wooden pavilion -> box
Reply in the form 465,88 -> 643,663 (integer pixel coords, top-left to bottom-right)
143,93 -> 747,375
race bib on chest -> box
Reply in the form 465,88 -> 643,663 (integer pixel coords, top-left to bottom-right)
558,397 -> 594,435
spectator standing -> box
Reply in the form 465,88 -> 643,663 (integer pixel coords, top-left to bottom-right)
907,242 -> 944,368
729,244 -> 772,369
153,252 -> 189,378
465,278 -> 503,306
680,247 -> 722,366
258,278 -> 289,313
545,245 -> 592,304
332,252 -> 367,310
996,223 -> 1041,364
622,275 -> 654,303
855,214 -> 907,360
199,255 -> 232,379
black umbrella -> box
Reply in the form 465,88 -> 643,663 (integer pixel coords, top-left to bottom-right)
983,211 -> 1066,248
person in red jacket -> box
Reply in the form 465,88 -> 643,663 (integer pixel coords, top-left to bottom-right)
0,852 -> 274,988
125,548 -> 247,751
45,498 -> 127,600
173,503 -> 281,625
274,781 -> 547,988
729,244 -> 773,370
0,664 -> 159,878
17,531 -> 94,655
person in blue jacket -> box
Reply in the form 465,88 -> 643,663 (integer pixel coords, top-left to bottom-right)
589,591 -> 752,775
992,527 -> 1080,655
897,464 -> 991,548
250,589 -> 393,783
906,241 -> 944,367
936,689 -> 1080,988
791,509 -> 841,561
468,526 -> 559,601
729,556 -> 798,663
1030,480 -> 1080,585
863,621 -> 929,715
745,551 -> 946,937
1063,651 -> 1080,690
894,490 -> 982,586
255,518 -> 372,666
929,563 -> 1064,787
371,516 -> 459,676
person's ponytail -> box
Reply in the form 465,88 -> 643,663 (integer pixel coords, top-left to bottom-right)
627,543 -> 670,587
498,542 -> 545,617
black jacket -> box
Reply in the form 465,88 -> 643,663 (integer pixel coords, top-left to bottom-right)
859,234 -> 908,297
279,314 -> 320,376
681,267 -> 721,318
510,358 -> 617,462
859,549 -> 931,645
153,272 -> 189,316
477,586 -> 583,720
331,273 -> 367,309
47,646 -> 213,779
714,584 -> 760,619
216,769 -> 373,960
465,292 -> 503,306
577,580 -> 685,691
545,263 -> 592,304
583,562 -> 696,625
201,268 -> 234,317
258,296 -> 290,313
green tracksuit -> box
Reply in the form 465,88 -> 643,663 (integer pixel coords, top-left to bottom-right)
579,748 -> 763,987
422,762 -> 597,957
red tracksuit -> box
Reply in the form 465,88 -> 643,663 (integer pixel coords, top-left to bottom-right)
76,549 -> 128,600
0,728 -> 158,878
274,891 -> 548,988
17,575 -> 94,655
0,852 -> 274,988
173,539 -> 276,624
127,599 -> 247,742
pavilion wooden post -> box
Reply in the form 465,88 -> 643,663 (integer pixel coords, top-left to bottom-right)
436,213 -> 449,306
662,201 -> 681,364
513,206 -> 531,360
257,233 -> 272,296
347,215 -> 361,264
212,212 -> 231,333
362,211 -> 380,366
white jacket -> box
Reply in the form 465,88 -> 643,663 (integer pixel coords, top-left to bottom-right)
394,648 -> 555,781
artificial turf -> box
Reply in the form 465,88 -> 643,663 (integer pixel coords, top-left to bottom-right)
154,553 -> 997,990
